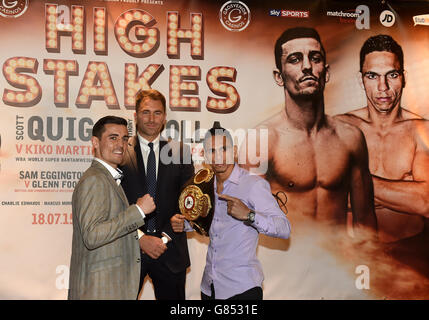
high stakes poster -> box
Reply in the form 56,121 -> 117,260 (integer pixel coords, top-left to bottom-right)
0,0 -> 428,299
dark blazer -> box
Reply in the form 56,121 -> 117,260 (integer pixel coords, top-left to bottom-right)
120,136 -> 194,273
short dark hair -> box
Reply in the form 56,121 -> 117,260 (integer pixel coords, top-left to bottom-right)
203,122 -> 234,151
359,34 -> 404,72
274,27 -> 326,71
92,116 -> 127,139
135,89 -> 166,113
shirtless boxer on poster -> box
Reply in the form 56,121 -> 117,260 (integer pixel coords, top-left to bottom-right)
335,35 -> 429,244
240,27 -> 377,237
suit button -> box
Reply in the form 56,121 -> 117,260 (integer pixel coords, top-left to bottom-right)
137,258 -> 141,263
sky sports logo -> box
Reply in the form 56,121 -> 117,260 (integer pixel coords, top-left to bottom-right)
269,9 -> 309,18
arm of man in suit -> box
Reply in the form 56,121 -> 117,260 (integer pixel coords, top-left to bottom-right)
74,174 -> 154,250
160,142 -> 195,240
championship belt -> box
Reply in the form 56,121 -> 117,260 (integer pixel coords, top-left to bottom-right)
178,167 -> 215,236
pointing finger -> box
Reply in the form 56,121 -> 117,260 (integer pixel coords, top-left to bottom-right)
217,193 -> 237,202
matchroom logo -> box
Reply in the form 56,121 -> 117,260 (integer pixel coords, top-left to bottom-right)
326,5 -> 370,30
219,1 -> 251,32
0,0 -> 29,18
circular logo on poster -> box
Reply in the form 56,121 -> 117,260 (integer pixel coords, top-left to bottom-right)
219,1 -> 251,32
380,10 -> 396,27
0,0 -> 28,18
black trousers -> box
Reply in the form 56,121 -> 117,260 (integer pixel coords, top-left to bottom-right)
138,252 -> 186,300
201,283 -> 263,300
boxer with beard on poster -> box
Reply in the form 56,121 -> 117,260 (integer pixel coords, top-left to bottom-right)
240,27 -> 377,239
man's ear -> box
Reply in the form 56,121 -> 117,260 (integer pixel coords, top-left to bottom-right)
324,64 -> 330,83
273,69 -> 284,87
357,72 -> 364,90
91,136 -> 99,157
134,112 -> 139,135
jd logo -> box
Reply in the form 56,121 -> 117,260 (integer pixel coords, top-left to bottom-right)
355,5 -> 370,30
380,10 -> 396,27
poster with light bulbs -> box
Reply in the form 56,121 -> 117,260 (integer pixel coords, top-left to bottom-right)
0,0 -> 428,299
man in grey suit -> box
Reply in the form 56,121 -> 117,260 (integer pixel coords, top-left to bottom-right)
68,116 -> 156,300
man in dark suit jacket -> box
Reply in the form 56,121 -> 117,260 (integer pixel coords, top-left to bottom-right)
120,89 -> 194,300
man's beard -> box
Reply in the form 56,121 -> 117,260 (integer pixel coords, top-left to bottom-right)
288,85 -> 324,102
285,70 -> 326,102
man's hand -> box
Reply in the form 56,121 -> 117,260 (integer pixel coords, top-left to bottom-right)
171,214 -> 186,232
218,193 -> 250,221
136,194 -> 156,215
139,235 -> 167,259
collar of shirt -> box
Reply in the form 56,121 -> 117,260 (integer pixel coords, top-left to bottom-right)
94,158 -> 122,184
214,163 -> 240,193
137,132 -> 160,152
137,132 -> 161,176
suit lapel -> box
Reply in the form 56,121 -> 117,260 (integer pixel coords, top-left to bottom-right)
133,137 -> 148,191
92,160 -> 129,206
111,179 -> 129,206
126,136 -> 141,176
156,140 -> 169,197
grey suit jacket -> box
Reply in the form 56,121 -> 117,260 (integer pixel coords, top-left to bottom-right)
68,160 -> 145,300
